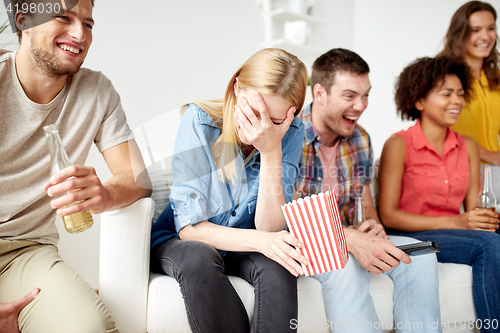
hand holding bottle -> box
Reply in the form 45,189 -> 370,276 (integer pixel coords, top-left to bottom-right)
44,165 -> 109,215
44,124 -> 103,233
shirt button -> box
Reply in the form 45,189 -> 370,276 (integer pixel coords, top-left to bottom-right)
241,179 -> 247,184
444,180 -> 448,184
317,177 -> 322,181
231,211 -> 236,216
190,193 -> 197,199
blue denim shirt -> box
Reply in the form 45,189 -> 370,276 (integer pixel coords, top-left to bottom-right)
151,103 -> 305,250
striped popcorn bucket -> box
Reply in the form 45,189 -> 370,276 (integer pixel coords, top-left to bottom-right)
282,191 -> 348,276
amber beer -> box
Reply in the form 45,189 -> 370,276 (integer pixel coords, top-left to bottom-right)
476,166 -> 498,234
44,124 -> 94,233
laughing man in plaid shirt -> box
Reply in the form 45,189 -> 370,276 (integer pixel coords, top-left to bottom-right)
295,49 -> 441,332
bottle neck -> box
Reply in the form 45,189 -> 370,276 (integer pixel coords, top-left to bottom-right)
45,126 -> 72,174
483,167 -> 494,193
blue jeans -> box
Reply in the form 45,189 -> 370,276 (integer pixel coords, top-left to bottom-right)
313,236 -> 441,333
390,229 -> 500,333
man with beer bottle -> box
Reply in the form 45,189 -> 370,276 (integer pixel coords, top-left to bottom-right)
0,0 -> 151,332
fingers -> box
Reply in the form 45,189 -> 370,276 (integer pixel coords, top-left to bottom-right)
278,106 -> 296,129
387,246 -> 412,265
273,246 -> 303,277
475,208 -> 498,219
357,220 -> 376,233
265,231 -> 310,277
471,221 -> 499,231
254,91 -> 268,119
44,166 -> 93,189
11,288 -> 40,313
238,97 -> 260,125
468,210 -> 499,229
279,232 -> 310,266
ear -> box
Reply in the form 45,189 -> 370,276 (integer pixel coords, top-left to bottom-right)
415,98 -> 425,112
15,11 -> 29,34
233,77 -> 239,97
313,83 -> 326,102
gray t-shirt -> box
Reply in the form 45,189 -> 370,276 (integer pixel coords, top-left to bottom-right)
0,50 -> 132,245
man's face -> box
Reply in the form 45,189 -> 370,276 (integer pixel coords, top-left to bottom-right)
26,0 -> 94,77
320,71 -> 371,138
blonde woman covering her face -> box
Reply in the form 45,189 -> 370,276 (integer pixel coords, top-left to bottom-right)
150,48 -> 309,333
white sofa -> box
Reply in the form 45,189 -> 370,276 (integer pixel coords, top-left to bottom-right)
99,198 -> 478,333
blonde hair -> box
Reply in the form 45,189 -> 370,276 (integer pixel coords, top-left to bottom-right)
181,48 -> 308,183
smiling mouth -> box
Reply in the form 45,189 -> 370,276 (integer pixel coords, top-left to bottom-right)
446,109 -> 461,115
57,44 -> 81,54
475,42 -> 491,49
343,115 -> 359,125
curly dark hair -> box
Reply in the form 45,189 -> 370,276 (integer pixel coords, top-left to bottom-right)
311,48 -> 369,96
395,57 -> 473,121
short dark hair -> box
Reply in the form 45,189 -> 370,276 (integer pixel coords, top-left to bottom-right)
12,0 -> 95,42
310,48 -> 370,95
395,57 -> 472,121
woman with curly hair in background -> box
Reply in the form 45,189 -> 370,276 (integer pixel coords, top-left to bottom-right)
378,56 -> 500,332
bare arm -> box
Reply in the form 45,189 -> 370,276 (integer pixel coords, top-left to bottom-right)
179,222 -> 309,276
45,140 -> 152,216
478,146 -> 500,165
378,135 -> 498,232
464,136 -> 481,211
235,93 -> 296,232
355,184 -> 388,239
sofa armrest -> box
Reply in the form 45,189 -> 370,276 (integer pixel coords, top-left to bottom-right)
99,197 -> 155,333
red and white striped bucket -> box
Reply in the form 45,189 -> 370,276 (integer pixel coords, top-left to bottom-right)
282,191 -> 348,276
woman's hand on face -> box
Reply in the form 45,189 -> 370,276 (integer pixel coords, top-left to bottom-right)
259,230 -> 309,277
453,209 -> 499,232
234,92 -> 295,154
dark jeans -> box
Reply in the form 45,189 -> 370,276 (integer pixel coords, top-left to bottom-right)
151,238 -> 298,333
389,229 -> 500,333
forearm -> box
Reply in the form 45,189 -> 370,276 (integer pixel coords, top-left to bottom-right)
380,208 -> 452,232
254,148 -> 287,231
364,205 -> 381,224
103,170 -> 152,211
179,221 -> 266,252
479,146 -> 500,165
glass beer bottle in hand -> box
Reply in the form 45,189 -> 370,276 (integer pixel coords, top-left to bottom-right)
476,165 -> 498,233
44,124 -> 94,233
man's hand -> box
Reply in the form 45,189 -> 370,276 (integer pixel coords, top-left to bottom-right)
356,219 -> 388,240
0,288 -> 40,333
344,228 -> 411,274
43,165 -> 109,216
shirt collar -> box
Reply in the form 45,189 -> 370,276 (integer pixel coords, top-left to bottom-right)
301,102 -> 351,146
411,119 -> 461,154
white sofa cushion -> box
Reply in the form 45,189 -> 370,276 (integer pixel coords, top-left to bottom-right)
146,263 -> 476,333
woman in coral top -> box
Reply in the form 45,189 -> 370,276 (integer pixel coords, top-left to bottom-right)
379,57 -> 500,331
439,1 -> 500,195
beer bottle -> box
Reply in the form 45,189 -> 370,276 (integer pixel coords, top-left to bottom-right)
44,124 -> 94,233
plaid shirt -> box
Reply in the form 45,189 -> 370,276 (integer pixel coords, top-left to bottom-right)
295,104 -> 374,226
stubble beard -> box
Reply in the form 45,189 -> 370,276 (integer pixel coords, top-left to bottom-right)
30,36 -> 84,78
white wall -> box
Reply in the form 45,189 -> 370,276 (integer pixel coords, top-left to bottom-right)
352,0 -> 500,159
2,0 -> 500,289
